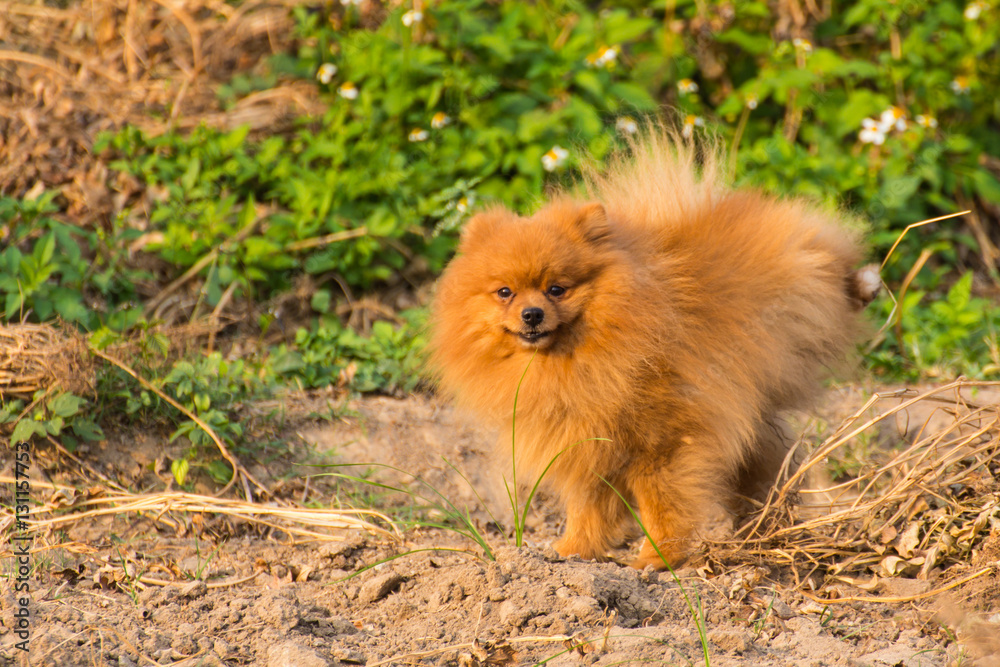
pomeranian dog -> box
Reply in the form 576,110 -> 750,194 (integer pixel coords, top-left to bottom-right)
429,129 -> 880,569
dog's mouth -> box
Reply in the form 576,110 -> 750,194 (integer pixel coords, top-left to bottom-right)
519,330 -> 550,343
509,327 -> 556,347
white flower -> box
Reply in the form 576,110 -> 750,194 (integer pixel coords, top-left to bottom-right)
964,2 -> 984,19
456,195 -> 474,213
402,10 -> 423,26
541,145 -> 569,171
746,93 -> 759,110
585,46 -> 618,69
878,106 -> 907,133
616,116 -> 638,134
408,128 -> 428,142
915,114 -> 938,129
681,115 -> 704,138
316,63 -> 338,85
950,76 -> 971,94
338,82 -> 358,99
431,112 -> 451,129
792,37 -> 813,53
677,78 -> 699,94
859,118 -> 886,145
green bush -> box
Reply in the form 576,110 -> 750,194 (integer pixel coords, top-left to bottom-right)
271,310 -> 427,394
0,193 -> 144,330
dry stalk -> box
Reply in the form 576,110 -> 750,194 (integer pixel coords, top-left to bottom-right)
10,490 -> 401,543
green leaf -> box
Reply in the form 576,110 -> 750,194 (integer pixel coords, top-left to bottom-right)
717,29 -> 771,55
194,393 -> 211,412
972,169 -> 1000,204
311,289 -> 332,313
43,415 -> 65,435
71,419 -> 105,441
48,393 -> 85,418
205,460 -> 234,484
12,419 -> 46,444
171,458 -> 190,486
35,233 -> 56,268
607,82 -> 656,111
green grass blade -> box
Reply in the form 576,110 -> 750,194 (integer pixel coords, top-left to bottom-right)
596,474 -> 711,667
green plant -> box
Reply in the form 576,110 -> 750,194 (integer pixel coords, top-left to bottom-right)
271,310 -> 427,394
869,272 -> 1000,379
160,353 -> 267,484
3,391 -> 104,449
0,193 -> 146,330
93,0 -> 659,307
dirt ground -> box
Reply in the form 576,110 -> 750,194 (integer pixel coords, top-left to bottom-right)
3,387 -> 1000,667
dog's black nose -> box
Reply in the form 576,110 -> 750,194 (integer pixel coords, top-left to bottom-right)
521,307 -> 545,327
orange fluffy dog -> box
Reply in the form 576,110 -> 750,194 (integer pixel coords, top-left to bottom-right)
430,131 -> 879,569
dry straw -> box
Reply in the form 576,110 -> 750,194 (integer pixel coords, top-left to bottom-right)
0,485 -> 401,545
0,323 -> 94,399
716,379 -> 1000,596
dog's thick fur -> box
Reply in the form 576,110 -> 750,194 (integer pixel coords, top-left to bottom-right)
430,131 -> 877,569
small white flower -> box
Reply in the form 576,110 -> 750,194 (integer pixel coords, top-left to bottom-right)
792,37 -> 813,53
964,2 -> 984,19
402,9 -> 423,26
616,116 -> 638,134
681,115 -> 704,138
915,114 -> 939,129
316,63 -> 338,85
338,82 -> 358,99
859,118 -> 886,145
677,78 -> 699,94
408,128 -> 428,142
746,93 -> 759,110
456,195 -> 474,213
950,76 -> 971,94
878,106 -> 907,133
586,46 -> 618,69
541,145 -> 569,171
431,112 -> 451,129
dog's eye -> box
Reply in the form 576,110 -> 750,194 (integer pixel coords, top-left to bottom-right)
547,285 -> 566,297
497,287 -> 513,299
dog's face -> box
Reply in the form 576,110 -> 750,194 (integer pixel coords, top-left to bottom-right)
442,201 -> 614,353
490,265 -> 578,351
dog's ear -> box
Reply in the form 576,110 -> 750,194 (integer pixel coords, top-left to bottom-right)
458,208 -> 511,252
574,202 -> 611,245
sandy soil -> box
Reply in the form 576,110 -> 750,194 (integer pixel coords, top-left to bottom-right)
2,390 -> 999,666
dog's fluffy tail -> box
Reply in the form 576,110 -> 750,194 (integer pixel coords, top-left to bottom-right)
848,264 -> 881,310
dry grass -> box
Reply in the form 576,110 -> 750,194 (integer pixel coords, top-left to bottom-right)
714,379 -> 1000,598
0,480 -> 402,545
0,323 -> 95,399
0,0 -> 323,217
